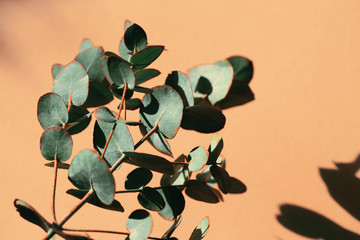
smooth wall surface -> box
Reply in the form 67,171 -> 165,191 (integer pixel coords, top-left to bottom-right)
1,0 -> 360,239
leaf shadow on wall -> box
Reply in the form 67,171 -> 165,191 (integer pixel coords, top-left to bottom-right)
277,155 -> 360,240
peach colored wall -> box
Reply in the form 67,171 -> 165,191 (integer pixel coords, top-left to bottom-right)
1,0 -> 360,239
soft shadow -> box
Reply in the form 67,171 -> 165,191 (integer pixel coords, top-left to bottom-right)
277,204 -> 360,240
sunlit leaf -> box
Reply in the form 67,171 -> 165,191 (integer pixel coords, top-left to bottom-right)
68,149 -> 115,205
138,187 -> 165,211
181,106 -> 225,133
188,147 -> 207,172
135,69 -> 161,86
189,217 -> 210,240
107,56 -> 135,89
94,107 -> 116,123
161,216 -> 182,239
185,180 -> 219,203
227,56 -> 253,83
40,127 -> 72,162
80,39 -> 93,51
130,46 -> 164,70
126,209 -> 152,240
51,64 -> 64,80
37,92 -> 68,129
165,71 -> 194,108
161,155 -> 189,187
125,168 -> 153,190
76,47 -> 106,82
139,124 -> 172,157
207,134 -> 223,165
157,187 -> 185,221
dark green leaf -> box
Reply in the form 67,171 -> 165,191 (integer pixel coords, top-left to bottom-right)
68,149 -> 115,205
210,165 -> 231,194
181,106 -> 225,133
100,56 -> 113,84
161,155 -> 189,187
66,189 -> 124,212
165,71 -> 194,108
125,168 -> 153,190
135,69 -> 161,85
196,156 -> 225,186
37,92 -> 68,129
216,80 -> 254,109
130,46 -> 164,70
140,86 -> 183,139
126,209 -> 152,240
139,124 -> 172,157
107,56 -> 135,89
93,119 -> 134,168
119,39 -> 132,62
161,216 -> 182,239
111,84 -> 134,100
51,64 -> 64,80
227,56 -> 253,83
134,86 -> 153,93
126,98 -> 142,110
80,39 -> 93,51
123,152 -> 175,175
138,187 -> 165,211
40,127 -> 72,162
185,180 -> 219,203
76,47 -> 106,82
228,177 -> 247,194
188,60 -> 233,105
117,120 -> 143,126
45,162 -> 70,170
207,134 -> 223,165
189,217 -> 210,240
124,23 -> 147,52
157,187 -> 185,221
83,81 -> 113,108
65,105 -> 92,135
188,147 -> 207,172
52,61 -> 89,106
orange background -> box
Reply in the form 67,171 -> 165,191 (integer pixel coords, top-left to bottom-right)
1,0 -> 360,239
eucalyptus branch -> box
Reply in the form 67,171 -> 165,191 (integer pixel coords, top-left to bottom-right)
115,184 -> 187,194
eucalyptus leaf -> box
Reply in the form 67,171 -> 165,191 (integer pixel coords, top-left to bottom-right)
111,84 -> 134,100
94,107 -> 116,123
140,85 -> 183,139
52,61 -> 89,106
157,187 -> 185,221
40,127 -> 72,162
227,56 -> 253,83
161,155 -> 189,187
138,187 -> 165,211
83,81 -> 113,108
107,56 -> 135,89
119,38 -> 132,62
187,147 -> 207,172
189,217 -> 210,240
134,86 -> 153,93
45,161 -> 70,170
135,69 -> 161,86
210,165 -> 231,194
51,64 -> 64,80
188,60 -> 233,105
165,71 -> 194,108
37,92 -> 68,129
216,80 -> 254,110
66,189 -> 124,212
185,180 -> 219,203
197,156 -> 225,186
181,106 -> 225,133
207,134 -> 223,165
125,168 -> 153,190
80,39 -> 93,51
124,23 -> 147,52
126,209 -> 152,240
123,152 -> 175,175
93,119 -> 134,168
76,47 -> 106,83
126,98 -> 142,110
65,105 -> 91,135
100,56 -> 113,84
130,46 -> 164,70
68,149 -> 115,205
139,124 -> 172,157
161,216 -> 182,239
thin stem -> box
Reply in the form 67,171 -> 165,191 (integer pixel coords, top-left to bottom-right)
52,159 -> 59,223
133,119 -> 161,150
124,99 -> 127,120
115,184 -> 187,194
62,228 -> 162,239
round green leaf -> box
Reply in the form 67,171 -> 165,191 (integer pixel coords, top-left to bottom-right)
107,56 -> 135,89
80,39 -> 93,51
140,85 -> 183,139
161,154 -> 189,187
227,56 -> 253,83
68,149 -> 115,205
210,165 -> 231,194
157,186 -> 185,221
40,127 -> 72,162
52,61 -> 89,106
185,180 -> 219,203
65,105 -> 91,135
94,107 -> 116,123
135,69 -> 161,86
51,64 -> 64,80
216,79 -> 254,109
123,152 -> 175,175
126,98 -> 142,110
76,47 -> 106,82
188,60 -> 233,105
207,134 -> 223,165
93,119 -> 134,168
181,106 -> 226,133
111,84 -> 134,100
37,92 -> 68,129
134,86 -> 153,93
139,124 -> 172,157
124,23 -> 148,52
188,146 -> 207,172
161,216 -> 182,239
189,217 -> 210,240
130,45 -> 164,70
138,187 -> 165,211
119,38 -> 132,62
165,71 -> 194,108
125,168 -> 153,190
83,81 -> 113,108
197,156 -> 226,186
126,209 -> 152,240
